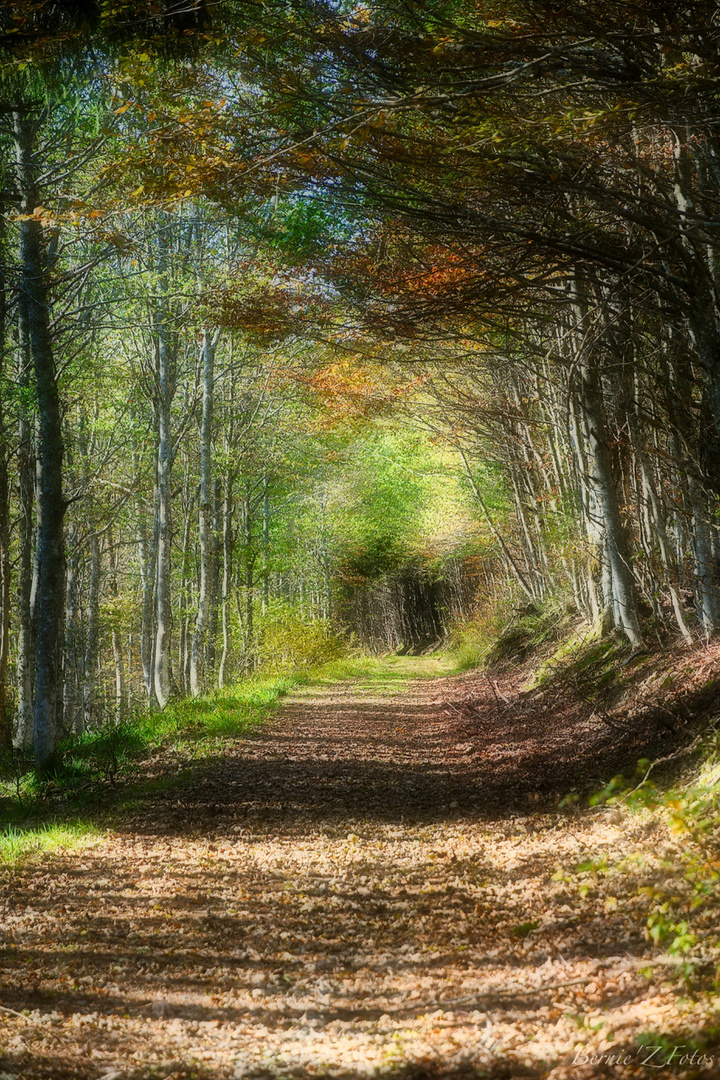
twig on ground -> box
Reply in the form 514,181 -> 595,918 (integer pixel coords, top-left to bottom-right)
628,732 -> 706,792
0,1005 -> 32,1022
486,675 -> 509,710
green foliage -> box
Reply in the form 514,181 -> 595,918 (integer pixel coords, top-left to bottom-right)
645,907 -> 696,954
333,426 -> 480,582
588,774 -> 628,807
512,919 -> 539,937
0,822 -> 98,867
256,603 -> 346,672
445,598 -> 515,670
254,193 -> 353,262
634,1030 -> 717,1069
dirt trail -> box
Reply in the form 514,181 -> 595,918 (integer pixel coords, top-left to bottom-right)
1,659 -> 717,1080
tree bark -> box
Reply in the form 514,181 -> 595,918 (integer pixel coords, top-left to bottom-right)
15,287 -> 35,749
574,351 -> 642,645
152,225 -> 177,709
107,528 -> 125,723
137,495 -> 156,705
14,110 -> 66,771
190,327 -> 219,696
0,223 -> 11,748
82,533 -> 100,732
62,528 -> 79,739
218,468 -> 234,689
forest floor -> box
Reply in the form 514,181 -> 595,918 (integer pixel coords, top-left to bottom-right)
2,652 -> 720,1080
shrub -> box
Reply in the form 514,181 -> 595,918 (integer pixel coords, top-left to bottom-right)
256,603 -> 345,672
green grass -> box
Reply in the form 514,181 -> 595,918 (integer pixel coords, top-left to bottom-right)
0,822 -> 99,866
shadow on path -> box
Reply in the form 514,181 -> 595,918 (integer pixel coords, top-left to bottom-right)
1,666 -> 712,1080
122,672 -> 677,836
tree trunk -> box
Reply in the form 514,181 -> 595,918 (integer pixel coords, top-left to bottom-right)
15,287 -> 35,749
262,474 -> 270,615
153,360 -> 174,708
218,469 -> 234,689
0,223 -> 11,748
152,228 -> 177,709
107,528 -> 125,723
177,469 -> 194,696
577,355 -> 642,647
190,327 -> 219,696
207,477 -> 221,676
82,533 -> 100,732
569,278 -> 642,646
62,528 -> 79,739
457,447 -> 536,601
243,486 -> 255,670
136,492 -> 156,705
14,110 -> 66,771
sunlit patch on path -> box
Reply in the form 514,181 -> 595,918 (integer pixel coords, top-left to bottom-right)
1,659 -> 717,1079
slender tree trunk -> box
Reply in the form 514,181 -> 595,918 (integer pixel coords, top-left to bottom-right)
262,474 -> 270,615
207,477 -> 221,676
62,528 -> 79,739
218,469 -> 234,689
82,533 -> 100,732
152,227 -> 177,709
15,288 -> 34,749
177,468 -> 194,696
190,327 -> 219,696
243,486 -> 255,669
154,362 -> 173,708
14,110 -> 66,771
137,498 -> 156,705
457,447 -> 536,601
0,224 -> 11,748
107,528 -> 125,723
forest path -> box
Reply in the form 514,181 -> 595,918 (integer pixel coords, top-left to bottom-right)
0,658 -> 713,1079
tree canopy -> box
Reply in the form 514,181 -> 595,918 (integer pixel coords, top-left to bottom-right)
0,0 -> 719,767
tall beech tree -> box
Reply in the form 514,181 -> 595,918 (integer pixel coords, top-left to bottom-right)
12,109 -> 66,770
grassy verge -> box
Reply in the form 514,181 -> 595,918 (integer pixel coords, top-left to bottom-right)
0,821 -> 99,866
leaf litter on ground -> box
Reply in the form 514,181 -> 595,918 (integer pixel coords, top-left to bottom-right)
2,652 -> 720,1079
